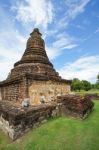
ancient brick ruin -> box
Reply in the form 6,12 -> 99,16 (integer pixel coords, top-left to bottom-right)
57,95 -> 94,119
0,28 -> 94,140
0,28 -> 71,104
0,101 -> 57,140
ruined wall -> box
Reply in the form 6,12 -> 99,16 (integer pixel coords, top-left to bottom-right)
0,84 -> 20,101
0,101 -> 58,140
0,88 -> 2,100
29,80 -> 70,105
0,79 -> 71,104
0,95 -> 94,140
57,95 -> 94,119
0,77 -> 29,102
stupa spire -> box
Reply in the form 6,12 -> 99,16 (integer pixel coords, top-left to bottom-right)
30,28 -> 42,36
9,28 -> 60,80
14,28 -> 50,67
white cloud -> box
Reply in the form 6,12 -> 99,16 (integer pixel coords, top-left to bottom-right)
0,4 -> 29,81
0,29 -> 27,81
0,5 -> 26,81
0,28 -> 27,61
46,33 -> 78,60
0,61 -> 13,81
46,46 -> 61,60
59,55 -> 99,83
65,0 -> 91,19
11,0 -> 54,29
58,0 -> 91,28
52,34 -> 77,50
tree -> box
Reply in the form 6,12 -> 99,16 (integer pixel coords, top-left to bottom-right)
96,83 -> 99,89
91,84 -> 95,89
95,73 -> 99,89
81,80 -> 91,91
71,78 -> 92,91
71,78 -> 82,91
97,74 -> 99,83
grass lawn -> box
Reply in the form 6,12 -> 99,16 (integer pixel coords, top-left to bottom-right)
75,89 -> 99,95
0,100 -> 99,150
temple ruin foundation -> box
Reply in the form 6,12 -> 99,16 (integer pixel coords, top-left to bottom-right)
0,28 -> 94,140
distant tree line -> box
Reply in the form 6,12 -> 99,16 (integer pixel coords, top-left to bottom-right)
95,74 -> 99,89
71,74 -> 99,91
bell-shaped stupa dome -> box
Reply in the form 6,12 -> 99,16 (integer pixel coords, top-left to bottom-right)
9,28 -> 61,80
14,28 -> 52,67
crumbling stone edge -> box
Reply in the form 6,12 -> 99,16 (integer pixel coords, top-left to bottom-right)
0,95 -> 94,140
0,102 -> 59,140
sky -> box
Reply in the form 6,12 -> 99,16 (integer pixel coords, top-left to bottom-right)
0,0 -> 99,83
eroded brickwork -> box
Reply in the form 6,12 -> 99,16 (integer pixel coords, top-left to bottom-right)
29,81 -> 70,104
0,95 -> 94,140
1,84 -> 19,101
0,28 -> 95,140
0,28 -> 71,104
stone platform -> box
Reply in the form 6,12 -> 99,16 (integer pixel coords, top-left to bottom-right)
85,94 -> 99,100
0,95 -> 94,140
0,101 -> 57,140
57,95 -> 94,119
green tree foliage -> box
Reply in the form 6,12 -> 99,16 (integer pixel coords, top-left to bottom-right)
91,84 -> 96,89
95,74 -> 99,89
71,78 -> 82,91
72,74 -> 99,91
96,83 -> 99,89
72,78 -> 92,91
97,74 -> 99,82
81,80 -> 92,91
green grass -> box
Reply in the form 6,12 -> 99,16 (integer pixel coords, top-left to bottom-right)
0,100 -> 99,150
75,89 -> 99,95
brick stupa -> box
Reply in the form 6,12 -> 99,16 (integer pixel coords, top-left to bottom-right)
0,28 -> 94,140
0,28 -> 71,104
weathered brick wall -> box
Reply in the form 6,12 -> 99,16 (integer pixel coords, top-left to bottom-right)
0,78 -> 29,102
57,95 -> 94,119
29,80 -> 71,104
0,101 -> 58,140
0,88 -> 2,100
18,78 -> 29,102
0,84 -> 20,101
0,78 -> 71,105
0,95 -> 94,140
11,63 -> 59,79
